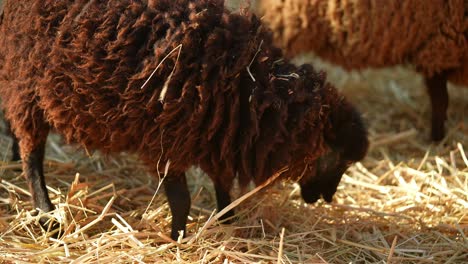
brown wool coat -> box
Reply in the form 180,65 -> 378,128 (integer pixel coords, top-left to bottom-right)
0,0 -> 367,195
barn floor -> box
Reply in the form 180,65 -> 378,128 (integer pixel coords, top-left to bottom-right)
0,53 -> 467,263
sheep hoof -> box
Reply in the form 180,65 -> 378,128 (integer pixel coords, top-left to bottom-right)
170,228 -> 186,241
39,216 -> 63,239
33,204 -> 63,238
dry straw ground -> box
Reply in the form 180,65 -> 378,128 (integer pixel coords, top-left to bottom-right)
0,1 -> 467,263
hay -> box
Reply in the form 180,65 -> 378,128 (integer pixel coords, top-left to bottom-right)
1,54 -> 467,263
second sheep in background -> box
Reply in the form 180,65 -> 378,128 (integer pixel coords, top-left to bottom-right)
258,0 -> 467,141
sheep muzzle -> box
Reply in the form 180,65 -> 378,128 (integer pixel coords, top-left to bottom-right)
299,150 -> 350,204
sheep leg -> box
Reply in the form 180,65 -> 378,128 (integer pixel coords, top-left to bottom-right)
4,119 -> 21,161
16,120 -> 60,235
164,173 -> 191,240
22,136 -> 61,236
23,139 -> 55,214
425,72 -> 448,141
214,182 -> 234,222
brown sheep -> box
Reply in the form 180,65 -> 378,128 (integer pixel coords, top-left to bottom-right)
257,0 -> 468,141
0,0 -> 368,240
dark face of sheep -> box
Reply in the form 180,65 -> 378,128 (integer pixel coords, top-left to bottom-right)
299,150 -> 350,203
299,97 -> 369,204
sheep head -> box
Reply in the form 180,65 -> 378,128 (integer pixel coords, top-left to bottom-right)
266,63 -> 368,204
299,94 -> 369,204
